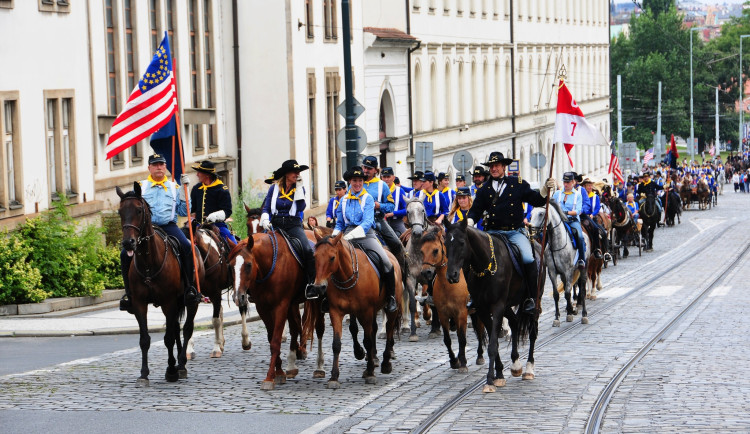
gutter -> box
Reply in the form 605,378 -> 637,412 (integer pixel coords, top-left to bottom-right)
510,0 -> 517,159
232,0 -> 243,190
406,0 -> 421,167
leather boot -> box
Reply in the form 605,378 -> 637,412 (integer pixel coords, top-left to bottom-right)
384,267 -> 398,313
522,262 -> 540,314
574,230 -> 586,269
184,270 -> 202,305
304,253 -> 320,299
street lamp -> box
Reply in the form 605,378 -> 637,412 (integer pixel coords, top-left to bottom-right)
690,27 -> 706,163
739,34 -> 750,154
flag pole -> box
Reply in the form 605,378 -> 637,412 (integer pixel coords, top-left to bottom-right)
536,143 -> 556,308
172,55 -> 202,298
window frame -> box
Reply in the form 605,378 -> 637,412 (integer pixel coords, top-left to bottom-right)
44,90 -> 78,203
0,93 -> 23,217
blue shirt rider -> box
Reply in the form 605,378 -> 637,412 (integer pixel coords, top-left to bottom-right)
361,156 -> 403,260
325,180 -> 347,228
580,178 -> 610,261
402,170 -> 424,199
437,172 -> 456,210
552,171 -> 587,270
419,172 -> 450,224
333,166 -> 398,313
381,167 -> 408,236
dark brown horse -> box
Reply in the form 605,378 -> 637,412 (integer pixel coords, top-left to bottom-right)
116,183 -> 202,386
607,196 -> 636,258
310,230 -> 403,388
419,226 -> 486,371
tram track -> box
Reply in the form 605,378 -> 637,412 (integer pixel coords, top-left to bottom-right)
411,219 -> 744,434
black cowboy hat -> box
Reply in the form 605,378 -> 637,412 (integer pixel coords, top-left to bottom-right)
264,174 -> 275,185
362,156 -> 379,169
148,154 -> 166,165
191,160 -> 216,175
482,152 -> 513,166
408,170 -> 424,181
472,166 -> 487,177
343,166 -> 366,181
456,186 -> 471,196
273,159 -> 308,180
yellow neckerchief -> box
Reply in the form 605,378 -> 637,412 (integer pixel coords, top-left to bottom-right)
346,188 -> 366,202
148,175 -> 168,191
364,176 -> 381,186
424,189 -> 439,203
388,182 -> 396,192
588,191 -> 596,198
441,187 -> 451,194
627,201 -> 636,208
279,184 -> 295,201
199,178 -> 223,190
642,179 -> 652,186
333,198 -> 340,210
455,209 -> 465,221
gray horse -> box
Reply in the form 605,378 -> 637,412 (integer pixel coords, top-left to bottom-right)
529,200 -> 590,326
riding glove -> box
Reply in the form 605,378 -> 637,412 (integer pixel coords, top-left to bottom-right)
206,210 -> 225,223
260,213 -> 272,231
180,174 -> 191,186
343,226 -> 366,241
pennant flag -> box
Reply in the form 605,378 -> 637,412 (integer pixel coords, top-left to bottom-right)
553,80 -> 607,167
643,148 -> 654,164
106,33 -> 177,159
669,134 -> 679,159
608,149 -> 624,184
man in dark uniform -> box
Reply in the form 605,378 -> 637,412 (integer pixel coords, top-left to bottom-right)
189,160 -> 237,243
470,166 -> 487,198
467,151 -> 555,314
637,171 -> 662,213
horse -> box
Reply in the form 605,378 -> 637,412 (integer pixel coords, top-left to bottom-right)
310,230 -> 403,388
607,196 -> 636,258
443,218 -> 539,393
664,187 -> 682,227
640,194 -> 660,252
680,182 -> 692,210
696,179 -> 710,210
183,223 -> 235,360
228,228 -> 322,390
116,183 -> 202,387
529,201 -> 590,326
419,226 -> 487,371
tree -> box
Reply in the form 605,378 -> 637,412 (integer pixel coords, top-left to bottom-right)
643,0 -> 674,17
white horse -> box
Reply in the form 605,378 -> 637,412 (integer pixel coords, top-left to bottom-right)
717,171 -> 725,195
529,201 -> 590,326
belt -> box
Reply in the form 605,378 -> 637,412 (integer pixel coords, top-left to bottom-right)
271,215 -> 301,227
490,224 -> 522,231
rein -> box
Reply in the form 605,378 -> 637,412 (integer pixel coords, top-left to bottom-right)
421,237 -> 448,269
255,230 -> 279,283
331,239 -> 359,290
121,197 -> 169,284
469,232 -> 498,278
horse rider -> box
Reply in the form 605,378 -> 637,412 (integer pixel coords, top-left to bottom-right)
381,167 -> 408,236
626,193 -> 640,221
189,160 -> 237,244
470,166 -> 487,198
120,154 -> 201,312
258,160 -> 316,299
438,172 -> 456,210
455,174 -> 467,189
637,171 -> 662,213
579,177 -> 611,261
325,180 -> 347,228
467,151 -> 555,314
449,186 -> 483,229
419,171 -> 449,224
402,170 -> 424,199
552,172 -> 587,270
333,166 -> 398,313
360,156 -> 404,260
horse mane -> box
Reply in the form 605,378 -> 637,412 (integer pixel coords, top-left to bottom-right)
315,235 -> 335,248
421,226 -> 443,243
548,199 -> 567,222
120,190 -> 139,199
246,207 -> 262,217
228,238 -> 249,259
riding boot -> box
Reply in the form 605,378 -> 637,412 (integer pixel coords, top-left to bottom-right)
304,254 -> 320,300
119,250 -> 133,313
601,230 -> 612,262
383,267 -> 398,313
521,262 -> 540,314
183,248 -> 202,305
574,230 -> 586,269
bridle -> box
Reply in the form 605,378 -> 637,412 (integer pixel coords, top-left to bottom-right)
316,237 -> 360,290
468,232 -> 498,278
120,196 -> 168,283
421,236 -> 448,269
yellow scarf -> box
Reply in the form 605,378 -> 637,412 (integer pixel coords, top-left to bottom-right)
455,209 -> 465,221
333,199 -> 340,210
364,176 -> 381,186
425,189 -> 439,203
199,179 -> 223,190
588,191 -> 595,198
148,175 -> 168,191
441,187 -> 450,194
389,183 -> 396,193
346,189 -> 366,202
279,185 -> 295,201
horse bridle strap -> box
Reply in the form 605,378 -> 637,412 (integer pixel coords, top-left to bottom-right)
422,237 -> 448,269
469,233 -> 498,278
332,240 -> 359,290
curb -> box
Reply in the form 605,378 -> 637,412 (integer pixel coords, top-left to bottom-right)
1,290 -> 125,317
0,314 -> 261,338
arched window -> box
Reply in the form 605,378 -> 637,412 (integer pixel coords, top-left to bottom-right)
458,59 -> 466,124
518,55 -> 525,114
445,60 -> 452,127
504,57 -> 511,117
494,58 -> 501,118
415,62 -> 423,132
431,60 -> 438,130
483,59 -> 489,120
471,59 -> 478,122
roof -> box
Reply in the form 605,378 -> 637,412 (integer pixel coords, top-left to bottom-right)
363,27 -> 417,42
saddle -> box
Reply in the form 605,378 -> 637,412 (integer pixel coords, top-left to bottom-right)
489,233 -> 524,278
154,226 -> 184,268
561,220 -> 578,250
275,227 -> 315,268
354,244 -> 384,279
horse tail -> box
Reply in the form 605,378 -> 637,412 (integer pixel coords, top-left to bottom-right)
301,299 -> 318,350
470,313 -> 488,348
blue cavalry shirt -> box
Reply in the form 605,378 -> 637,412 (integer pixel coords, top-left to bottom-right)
325,196 -> 340,220
363,176 -> 394,214
140,175 -> 187,226
553,189 -> 583,222
389,183 -> 408,218
261,183 -> 306,222
419,189 -> 449,217
334,189 -> 375,233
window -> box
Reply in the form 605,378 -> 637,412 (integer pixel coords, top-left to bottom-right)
324,0 -> 337,40
204,0 -> 216,149
45,92 -> 77,202
123,0 -> 142,162
325,70 -> 342,194
0,95 -> 23,216
149,0 -> 160,53
38,0 -> 69,13
0,1 -> 14,10
307,71 -> 318,204
167,0 -> 177,59
305,0 -> 314,39
189,0 -> 203,152
105,0 -> 119,116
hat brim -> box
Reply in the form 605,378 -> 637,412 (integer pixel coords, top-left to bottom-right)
343,173 -> 365,182
481,158 -> 513,167
192,165 -> 216,175
273,164 -> 309,180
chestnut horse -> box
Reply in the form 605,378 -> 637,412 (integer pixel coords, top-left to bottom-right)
116,184 -> 202,386
310,230 -> 403,388
419,226 -> 487,371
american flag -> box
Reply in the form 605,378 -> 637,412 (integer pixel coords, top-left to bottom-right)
643,148 -> 654,164
106,33 -> 177,159
709,145 -> 716,156
609,149 -> 624,184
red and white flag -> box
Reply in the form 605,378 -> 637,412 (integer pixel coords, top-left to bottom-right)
643,148 -> 654,164
608,150 -> 624,184
709,145 -> 716,156
553,80 -> 608,167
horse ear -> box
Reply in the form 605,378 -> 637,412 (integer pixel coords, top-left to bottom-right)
133,181 -> 142,198
444,219 -> 452,231
246,234 -> 254,250
115,186 -> 125,199
244,202 -> 251,214
459,216 -> 468,230
313,228 -> 324,241
333,231 -> 343,244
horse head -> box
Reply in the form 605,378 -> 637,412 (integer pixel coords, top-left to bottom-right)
311,229 -> 344,294
228,235 -> 256,309
419,225 -> 445,282
406,197 -> 427,237
608,197 -> 626,223
244,203 -> 262,235
116,182 -> 151,257
443,218 -> 469,284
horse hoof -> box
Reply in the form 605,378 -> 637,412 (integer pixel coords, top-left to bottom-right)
458,366 -> 469,374
381,362 -> 392,374
261,381 -> 275,391
210,350 -> 222,358
510,368 -> 522,377
286,369 -> 299,379
553,320 -> 561,327
327,380 -> 341,389
178,368 -> 188,379
401,327 -> 411,334
274,374 -> 287,385
408,334 -> 419,342
165,367 -> 179,383
482,384 -> 497,393
425,320 -> 431,325
136,378 -> 150,387
281,335 -> 288,343
377,332 -> 386,340
566,315 -> 574,322
296,350 -> 307,361
186,352 -> 195,361
450,360 -> 460,370
590,295 -> 597,301
242,342 -> 252,351
365,376 -> 377,385
354,348 -> 366,360
522,372 -> 535,380
581,317 -> 589,325
313,370 -> 326,379
493,378 -> 507,387
476,357 -> 485,366
428,332 -> 440,339
571,308 -> 578,315
373,357 -> 380,368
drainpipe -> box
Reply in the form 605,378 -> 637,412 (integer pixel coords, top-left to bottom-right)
232,0 -> 243,191
406,0 -> 421,167
509,0 -> 517,159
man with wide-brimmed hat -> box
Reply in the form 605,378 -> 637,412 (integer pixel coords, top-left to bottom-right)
119,154 -> 201,312
467,151 -> 555,314
552,172 -> 587,269
470,166 -> 487,198
330,166 -> 398,313
580,177 -> 610,261
189,160 -> 236,243
381,167 -> 408,236
360,156 -> 405,269
325,180 -> 347,229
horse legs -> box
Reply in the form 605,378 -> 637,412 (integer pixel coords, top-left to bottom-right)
456,316 -> 469,373
429,306 -> 442,338
260,303 -> 288,390
551,275 -> 562,327
439,312 -> 458,370
361,315 -> 377,384
210,301 -> 225,358
382,308 -> 398,375
523,312 -> 539,380
577,273 -> 589,324
285,305 -> 302,379
349,317 -> 365,360
564,279 -> 576,322
313,309 -> 326,379
370,317 -> 380,368
178,300 -> 198,378
378,310 -> 387,340
470,313 -> 485,365
163,304 -> 180,383
327,310 -> 344,389
239,301 -> 252,351
505,309 -> 522,377
133,303 -> 151,387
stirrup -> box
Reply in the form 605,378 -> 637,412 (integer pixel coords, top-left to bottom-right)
119,295 -> 132,312
604,252 -> 613,262
184,287 -> 202,304
576,259 -> 586,269
594,249 -> 603,259
521,298 -> 536,314
385,296 -> 397,313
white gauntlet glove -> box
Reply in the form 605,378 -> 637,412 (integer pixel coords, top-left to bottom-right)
466,218 -> 475,227
540,178 -> 556,198
331,229 -> 341,237
180,174 -> 191,186
294,185 -> 305,201
343,226 -> 366,241
260,213 -> 272,231
206,210 -> 226,223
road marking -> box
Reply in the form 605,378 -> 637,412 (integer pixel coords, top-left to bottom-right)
708,285 -> 732,298
646,285 -> 683,297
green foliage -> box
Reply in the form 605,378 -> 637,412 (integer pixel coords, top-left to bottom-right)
230,179 -> 267,241
0,231 -> 46,305
642,0 -> 674,17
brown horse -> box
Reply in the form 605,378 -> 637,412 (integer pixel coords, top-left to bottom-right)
116,183 -> 202,386
184,223 -> 236,359
419,226 -> 486,371
228,227 -> 321,390
696,179 -> 710,210
680,181 -> 692,210
310,230 -> 403,388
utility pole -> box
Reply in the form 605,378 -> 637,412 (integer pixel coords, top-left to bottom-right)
690,29 -> 695,163
341,0 -> 357,169
716,86 -> 720,152
617,74 -> 623,162
740,35 -> 750,153
656,81 -> 662,163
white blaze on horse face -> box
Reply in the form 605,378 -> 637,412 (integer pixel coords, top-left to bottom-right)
251,219 -> 259,233
233,255 -> 245,296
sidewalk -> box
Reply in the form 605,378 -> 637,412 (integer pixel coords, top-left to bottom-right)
0,294 -> 256,337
